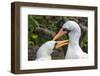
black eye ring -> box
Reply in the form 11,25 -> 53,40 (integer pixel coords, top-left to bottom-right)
63,28 -> 70,33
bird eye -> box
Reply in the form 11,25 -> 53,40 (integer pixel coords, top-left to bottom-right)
63,28 -> 67,31
63,28 -> 70,32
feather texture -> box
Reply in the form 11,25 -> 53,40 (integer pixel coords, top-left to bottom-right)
63,21 -> 88,59
36,41 -> 56,60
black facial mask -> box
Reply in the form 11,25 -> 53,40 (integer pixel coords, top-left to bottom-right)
63,28 -> 70,33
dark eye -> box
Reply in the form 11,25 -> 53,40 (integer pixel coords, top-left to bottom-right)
63,28 -> 70,32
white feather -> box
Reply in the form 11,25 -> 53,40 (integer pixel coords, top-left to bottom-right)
36,41 -> 56,61
63,21 -> 88,59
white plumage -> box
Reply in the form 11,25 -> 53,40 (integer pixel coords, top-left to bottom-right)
36,21 -> 88,60
63,21 -> 88,59
36,41 -> 56,61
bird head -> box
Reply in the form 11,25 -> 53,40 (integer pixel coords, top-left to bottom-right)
45,40 -> 69,50
53,21 -> 80,40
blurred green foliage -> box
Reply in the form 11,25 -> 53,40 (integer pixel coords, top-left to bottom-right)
28,15 -> 88,60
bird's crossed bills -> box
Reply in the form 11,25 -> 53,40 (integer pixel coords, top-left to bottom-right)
55,40 -> 69,49
36,40 -> 69,61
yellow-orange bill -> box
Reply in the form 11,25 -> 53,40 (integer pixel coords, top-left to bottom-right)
55,40 -> 69,49
53,28 -> 68,40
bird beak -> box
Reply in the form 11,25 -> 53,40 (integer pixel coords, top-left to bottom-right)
55,40 -> 69,49
53,28 -> 68,40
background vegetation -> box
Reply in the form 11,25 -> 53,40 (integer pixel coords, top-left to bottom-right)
28,15 -> 88,60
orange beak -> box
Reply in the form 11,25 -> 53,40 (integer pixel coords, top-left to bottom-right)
53,28 -> 68,40
55,40 -> 69,49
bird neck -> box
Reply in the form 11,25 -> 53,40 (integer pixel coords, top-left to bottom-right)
69,39 -> 80,50
69,39 -> 79,46
69,30 -> 81,46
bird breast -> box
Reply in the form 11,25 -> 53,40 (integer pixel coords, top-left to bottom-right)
66,44 -> 87,59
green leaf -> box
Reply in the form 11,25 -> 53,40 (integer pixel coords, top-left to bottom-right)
32,34 -> 38,39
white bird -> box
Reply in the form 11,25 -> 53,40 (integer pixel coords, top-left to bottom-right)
36,40 -> 69,61
53,21 -> 88,59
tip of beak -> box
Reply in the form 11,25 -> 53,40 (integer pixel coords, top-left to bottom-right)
55,40 -> 69,49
